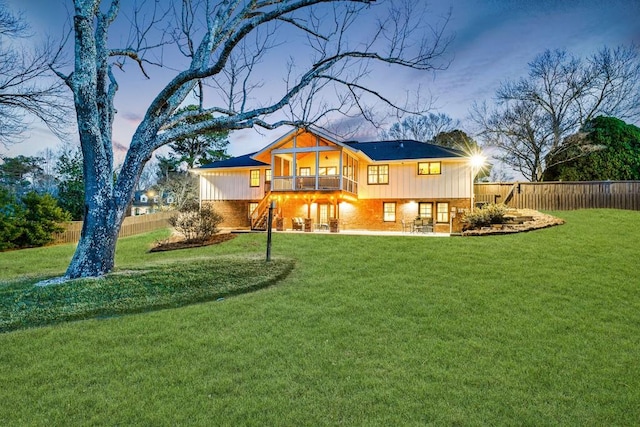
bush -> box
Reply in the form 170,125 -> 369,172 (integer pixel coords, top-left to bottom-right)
0,190 -> 71,250
0,189 -> 21,251
13,192 -> 71,248
169,204 -> 224,242
462,203 -> 508,229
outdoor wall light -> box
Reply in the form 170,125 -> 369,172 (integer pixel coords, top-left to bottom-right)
470,154 -> 486,169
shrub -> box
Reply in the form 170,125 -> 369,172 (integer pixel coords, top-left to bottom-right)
169,204 -> 224,242
462,203 -> 508,229
0,190 -> 71,250
0,189 -> 21,251
13,192 -> 72,248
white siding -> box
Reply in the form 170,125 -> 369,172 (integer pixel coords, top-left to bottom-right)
358,161 -> 471,199
199,168 -> 266,201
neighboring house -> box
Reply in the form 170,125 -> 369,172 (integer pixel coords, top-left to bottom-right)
192,128 -> 476,233
130,190 -> 175,216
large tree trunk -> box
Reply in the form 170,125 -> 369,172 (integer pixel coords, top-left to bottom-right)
63,1 -> 129,279
65,203 -> 122,278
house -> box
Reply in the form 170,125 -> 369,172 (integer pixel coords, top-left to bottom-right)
129,190 -> 175,216
192,128 -> 477,233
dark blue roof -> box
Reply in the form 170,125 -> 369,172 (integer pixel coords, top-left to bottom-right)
343,140 -> 466,161
197,140 -> 466,170
197,152 -> 268,169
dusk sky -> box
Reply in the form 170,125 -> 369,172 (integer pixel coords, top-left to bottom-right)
3,0 -> 639,162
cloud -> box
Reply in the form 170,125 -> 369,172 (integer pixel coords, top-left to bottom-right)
119,111 -> 143,124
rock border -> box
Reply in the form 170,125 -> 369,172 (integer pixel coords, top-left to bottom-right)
462,209 -> 564,236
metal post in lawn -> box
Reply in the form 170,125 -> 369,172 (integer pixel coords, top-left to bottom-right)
266,201 -> 275,262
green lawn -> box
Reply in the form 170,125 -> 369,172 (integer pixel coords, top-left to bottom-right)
1,209 -> 639,425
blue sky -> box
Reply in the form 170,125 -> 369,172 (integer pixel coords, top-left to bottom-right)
4,0 -> 639,161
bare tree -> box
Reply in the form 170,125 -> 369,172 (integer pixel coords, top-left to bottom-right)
380,112 -> 458,141
0,2 -> 70,146
50,0 -> 451,279
473,45 -> 640,181
471,100 -> 553,181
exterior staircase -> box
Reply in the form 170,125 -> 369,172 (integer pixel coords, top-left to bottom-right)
250,192 -> 272,231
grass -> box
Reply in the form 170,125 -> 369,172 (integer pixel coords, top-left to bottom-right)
0,256 -> 295,333
0,209 -> 639,425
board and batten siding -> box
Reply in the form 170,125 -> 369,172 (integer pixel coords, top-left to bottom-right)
357,161 -> 472,199
199,168 -> 266,201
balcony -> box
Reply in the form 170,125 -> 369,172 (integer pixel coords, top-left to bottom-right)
272,175 -> 358,195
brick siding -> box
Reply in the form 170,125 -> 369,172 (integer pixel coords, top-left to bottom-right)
205,198 -> 471,233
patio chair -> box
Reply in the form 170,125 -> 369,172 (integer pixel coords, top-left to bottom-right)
291,217 -> 304,231
422,218 -> 434,233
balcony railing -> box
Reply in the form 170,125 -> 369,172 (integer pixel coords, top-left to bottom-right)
272,175 -> 358,195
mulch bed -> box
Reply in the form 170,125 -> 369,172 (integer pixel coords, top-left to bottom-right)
149,233 -> 237,252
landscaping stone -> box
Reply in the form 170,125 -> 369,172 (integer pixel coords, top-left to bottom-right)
462,209 -> 564,236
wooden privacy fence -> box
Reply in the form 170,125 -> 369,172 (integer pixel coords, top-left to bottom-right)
474,181 -> 640,211
53,211 -> 174,244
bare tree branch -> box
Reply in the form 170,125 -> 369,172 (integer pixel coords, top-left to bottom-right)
0,3 -> 72,146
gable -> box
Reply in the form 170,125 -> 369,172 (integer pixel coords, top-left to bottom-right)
251,128 -> 349,164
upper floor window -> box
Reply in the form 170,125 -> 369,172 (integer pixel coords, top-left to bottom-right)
140,194 -> 148,203
299,167 -> 311,176
319,166 -> 337,175
250,169 -> 260,187
265,169 -> 272,182
418,162 -> 441,175
368,165 -> 389,184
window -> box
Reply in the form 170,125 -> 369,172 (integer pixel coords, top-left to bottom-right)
418,202 -> 433,219
250,169 -> 260,187
140,194 -> 148,203
383,202 -> 396,222
368,165 -> 389,184
248,202 -> 258,218
318,166 -> 337,175
265,169 -> 272,182
418,162 -> 441,175
299,167 -> 311,176
436,202 -> 449,223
